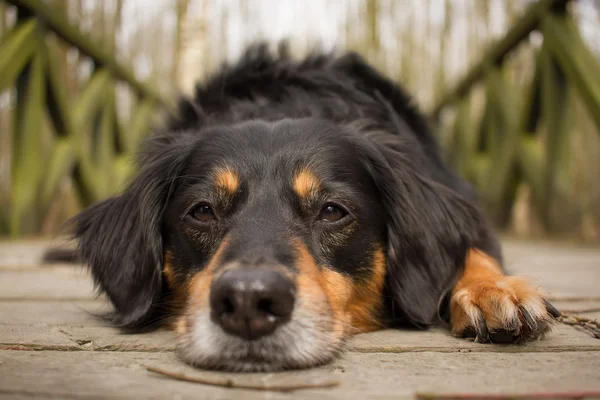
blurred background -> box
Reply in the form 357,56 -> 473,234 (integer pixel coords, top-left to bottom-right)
0,0 -> 599,241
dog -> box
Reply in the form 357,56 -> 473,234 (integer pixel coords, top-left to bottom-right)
60,44 -> 560,372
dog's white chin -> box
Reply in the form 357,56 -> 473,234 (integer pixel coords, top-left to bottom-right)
177,310 -> 345,372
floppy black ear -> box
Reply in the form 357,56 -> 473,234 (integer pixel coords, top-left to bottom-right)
72,135 -> 194,328
361,131 -> 487,328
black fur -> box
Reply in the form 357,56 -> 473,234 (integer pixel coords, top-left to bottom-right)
65,44 -> 501,330
71,134 -> 196,327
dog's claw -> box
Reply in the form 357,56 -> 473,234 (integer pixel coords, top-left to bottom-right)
520,306 -> 539,331
544,299 -> 562,318
465,312 -> 491,343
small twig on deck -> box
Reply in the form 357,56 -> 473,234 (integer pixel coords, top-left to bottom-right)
415,391 -> 600,399
558,314 -> 600,339
145,365 -> 340,392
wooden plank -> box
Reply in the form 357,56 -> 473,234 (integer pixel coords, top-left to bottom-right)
0,300 -> 110,326
349,323 -> 600,353
0,268 -> 95,300
0,351 -> 599,398
0,325 -> 176,352
0,19 -> 36,92
502,237 -> 600,299
0,239 -> 72,268
1,323 -> 598,354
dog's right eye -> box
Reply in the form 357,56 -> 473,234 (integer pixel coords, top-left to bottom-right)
190,204 -> 216,222
318,204 -> 347,222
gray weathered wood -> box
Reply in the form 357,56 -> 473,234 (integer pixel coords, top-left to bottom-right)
1,351 -> 599,399
0,239 -> 599,398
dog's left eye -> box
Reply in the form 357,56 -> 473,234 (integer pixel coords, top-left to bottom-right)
190,204 -> 215,222
318,204 -> 347,222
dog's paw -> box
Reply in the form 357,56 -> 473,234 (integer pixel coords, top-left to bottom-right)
449,275 -> 561,343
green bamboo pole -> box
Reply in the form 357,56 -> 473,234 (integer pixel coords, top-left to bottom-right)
5,0 -> 168,108
96,90 -> 116,197
515,49 -> 545,215
10,50 -> 45,235
0,19 -> 36,92
0,2 -> 6,37
543,13 -> 600,135
449,96 -> 473,178
540,46 -> 570,229
431,0 -> 570,116
482,66 -> 521,227
517,137 -> 544,214
124,97 -> 155,153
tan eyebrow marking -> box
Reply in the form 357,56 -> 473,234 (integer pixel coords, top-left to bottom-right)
293,168 -> 321,200
214,167 -> 239,195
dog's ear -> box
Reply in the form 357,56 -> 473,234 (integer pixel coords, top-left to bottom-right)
361,131 -> 486,327
71,135 -> 193,328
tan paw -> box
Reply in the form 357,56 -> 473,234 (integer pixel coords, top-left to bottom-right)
450,275 -> 560,343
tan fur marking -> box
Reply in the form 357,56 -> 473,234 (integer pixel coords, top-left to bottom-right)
162,251 -> 187,329
450,249 -> 549,336
294,242 -> 349,340
347,248 -> 386,332
293,169 -> 320,200
294,241 -> 386,337
320,269 -> 354,319
214,167 -> 239,195
163,251 -> 177,288
177,237 -> 231,334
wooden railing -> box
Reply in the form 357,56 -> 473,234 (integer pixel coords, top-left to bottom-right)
1,0 -> 599,236
0,0 -> 169,235
431,0 -> 600,230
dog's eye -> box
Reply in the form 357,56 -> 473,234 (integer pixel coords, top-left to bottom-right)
190,204 -> 215,222
318,204 -> 347,222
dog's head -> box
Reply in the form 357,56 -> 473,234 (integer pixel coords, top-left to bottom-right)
73,117 -> 482,371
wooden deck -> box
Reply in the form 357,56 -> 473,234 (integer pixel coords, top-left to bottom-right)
0,238 -> 599,399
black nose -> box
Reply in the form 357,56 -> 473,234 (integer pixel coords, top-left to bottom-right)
209,267 -> 296,340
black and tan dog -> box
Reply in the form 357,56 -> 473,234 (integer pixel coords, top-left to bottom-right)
62,45 -> 560,372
